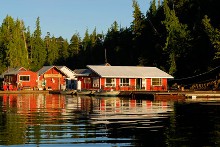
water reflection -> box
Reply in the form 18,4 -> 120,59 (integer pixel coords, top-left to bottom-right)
0,94 -> 220,146
168,101 -> 220,146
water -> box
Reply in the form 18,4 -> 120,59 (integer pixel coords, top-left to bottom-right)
0,94 -> 220,146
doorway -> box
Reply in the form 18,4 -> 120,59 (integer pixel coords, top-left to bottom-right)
136,78 -> 142,90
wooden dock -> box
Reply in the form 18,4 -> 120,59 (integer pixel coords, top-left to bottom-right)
183,91 -> 220,98
0,90 -> 49,95
1,90 -> 220,100
119,90 -> 220,99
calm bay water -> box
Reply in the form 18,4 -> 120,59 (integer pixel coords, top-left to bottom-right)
0,94 -> 220,146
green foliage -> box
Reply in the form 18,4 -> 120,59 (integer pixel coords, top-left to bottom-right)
202,15 -> 220,60
131,0 -> 145,37
57,37 -> 69,64
69,32 -> 81,56
162,0 -> 192,75
30,17 -> 46,71
0,16 -> 29,71
0,0 -> 219,81
45,35 -> 59,65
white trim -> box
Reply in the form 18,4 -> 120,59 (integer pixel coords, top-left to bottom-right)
99,78 -> 101,89
142,78 -> 146,90
146,78 -> 148,90
101,76 -> 173,79
119,78 -> 130,87
105,78 -> 116,87
92,77 -> 99,88
151,78 -> 162,86
19,75 -> 30,82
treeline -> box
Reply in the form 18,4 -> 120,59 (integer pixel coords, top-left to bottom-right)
0,0 -> 219,79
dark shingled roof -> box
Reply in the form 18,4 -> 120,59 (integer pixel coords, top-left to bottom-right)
37,66 -> 55,75
73,69 -> 92,76
1,67 -> 27,75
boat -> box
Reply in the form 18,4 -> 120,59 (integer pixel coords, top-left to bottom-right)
49,90 -> 76,95
75,89 -> 93,96
93,90 -> 120,97
60,90 -> 76,95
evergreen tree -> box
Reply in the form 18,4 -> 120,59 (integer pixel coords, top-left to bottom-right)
131,0 -> 145,37
89,28 -> 98,63
30,17 -> 46,71
202,15 -> 220,61
162,0 -> 192,76
44,33 -> 59,65
69,32 -> 81,56
82,29 -> 90,51
13,19 -> 29,68
111,21 -> 119,32
25,26 -> 33,64
0,16 -> 15,69
0,16 -> 29,70
68,32 -> 81,68
20,20 -> 29,68
131,0 -> 147,65
57,36 -> 69,64
90,28 -> 97,48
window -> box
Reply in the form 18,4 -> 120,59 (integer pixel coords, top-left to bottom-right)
20,75 -> 30,81
152,78 -> 162,86
142,78 -> 146,89
105,78 -> 116,87
120,78 -> 129,86
92,78 -> 99,87
84,78 -> 91,84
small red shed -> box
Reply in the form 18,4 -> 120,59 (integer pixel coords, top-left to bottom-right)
37,66 -> 66,90
2,67 -> 38,90
73,69 -> 93,90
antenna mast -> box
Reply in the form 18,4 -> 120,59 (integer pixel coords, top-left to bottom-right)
105,48 -> 108,63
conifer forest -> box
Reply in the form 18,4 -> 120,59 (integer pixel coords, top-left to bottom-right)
0,0 -> 219,82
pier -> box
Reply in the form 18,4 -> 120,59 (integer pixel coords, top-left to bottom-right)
119,90 -> 220,100
0,90 -> 220,101
0,90 -> 49,95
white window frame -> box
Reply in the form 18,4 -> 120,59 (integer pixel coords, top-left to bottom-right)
92,77 -> 99,88
120,78 -> 130,86
84,78 -> 91,84
19,75 -> 30,82
142,78 -> 146,89
105,78 -> 116,87
151,78 -> 162,86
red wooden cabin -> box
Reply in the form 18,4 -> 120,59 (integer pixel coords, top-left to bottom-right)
2,67 -> 38,90
73,69 -> 93,90
75,65 -> 174,91
37,66 -> 66,90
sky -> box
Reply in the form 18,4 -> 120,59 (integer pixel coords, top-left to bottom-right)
0,0 -> 151,41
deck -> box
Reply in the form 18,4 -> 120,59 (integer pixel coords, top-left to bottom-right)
0,90 -> 49,95
119,90 -> 220,99
1,90 -> 220,100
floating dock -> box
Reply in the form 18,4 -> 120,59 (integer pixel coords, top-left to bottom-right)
0,90 -> 49,95
1,90 -> 220,100
119,90 -> 220,100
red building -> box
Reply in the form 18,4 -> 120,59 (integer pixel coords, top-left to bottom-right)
75,65 -> 174,91
2,67 -> 38,90
73,69 -> 93,90
37,66 -> 66,90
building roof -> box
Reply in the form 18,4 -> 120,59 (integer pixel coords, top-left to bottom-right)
74,69 -> 92,77
56,66 -> 75,79
1,67 -> 27,76
87,65 -> 174,79
37,66 -> 55,75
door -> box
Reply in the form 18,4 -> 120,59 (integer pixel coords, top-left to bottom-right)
136,78 -> 142,90
77,80 -> 81,90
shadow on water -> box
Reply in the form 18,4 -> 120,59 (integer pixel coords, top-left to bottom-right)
0,93 -> 220,146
